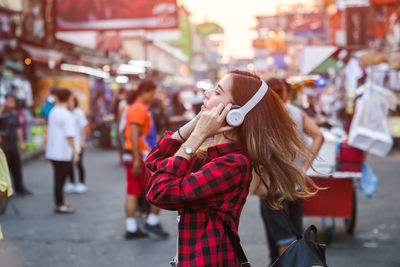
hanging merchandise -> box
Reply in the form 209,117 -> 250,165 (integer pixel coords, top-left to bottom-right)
348,83 -> 397,156
388,71 -> 400,91
366,63 -> 391,87
345,58 -> 363,93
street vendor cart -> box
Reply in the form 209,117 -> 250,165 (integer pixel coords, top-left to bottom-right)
303,135 -> 365,243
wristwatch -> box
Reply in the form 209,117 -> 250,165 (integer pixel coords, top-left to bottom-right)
181,144 -> 194,156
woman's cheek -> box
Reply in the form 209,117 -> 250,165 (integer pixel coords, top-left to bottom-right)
206,100 -> 219,110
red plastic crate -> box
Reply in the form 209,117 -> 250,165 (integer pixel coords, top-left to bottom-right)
337,136 -> 365,172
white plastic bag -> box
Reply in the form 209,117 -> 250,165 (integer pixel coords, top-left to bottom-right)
348,83 -> 396,156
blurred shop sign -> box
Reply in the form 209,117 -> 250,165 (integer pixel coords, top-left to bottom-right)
345,7 -> 368,47
255,13 -> 325,35
197,22 -> 224,35
56,0 -> 179,31
336,0 -> 370,10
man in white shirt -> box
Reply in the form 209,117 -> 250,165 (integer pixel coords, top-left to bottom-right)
45,88 -> 78,214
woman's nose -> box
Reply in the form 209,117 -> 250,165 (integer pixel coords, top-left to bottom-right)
203,89 -> 210,99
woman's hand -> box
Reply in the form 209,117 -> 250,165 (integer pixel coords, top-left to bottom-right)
192,103 -> 234,138
172,109 -> 205,141
132,158 -> 143,175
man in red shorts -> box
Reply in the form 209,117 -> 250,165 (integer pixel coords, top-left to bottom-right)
124,80 -> 169,239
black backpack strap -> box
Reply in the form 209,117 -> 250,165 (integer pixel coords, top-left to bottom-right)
280,208 -> 302,240
221,220 -> 250,266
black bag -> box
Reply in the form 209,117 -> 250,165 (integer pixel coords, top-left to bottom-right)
270,224 -> 327,267
222,210 -> 327,267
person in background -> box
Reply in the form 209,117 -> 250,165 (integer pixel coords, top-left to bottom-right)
123,80 -> 168,239
167,91 -> 188,132
92,92 -> 110,148
64,96 -> 88,193
41,88 -> 58,119
112,88 -> 126,122
115,89 -> 128,164
0,94 -> 32,195
45,89 -> 78,214
303,90 -> 318,118
149,88 -> 169,136
0,148 -> 14,239
259,78 -> 324,264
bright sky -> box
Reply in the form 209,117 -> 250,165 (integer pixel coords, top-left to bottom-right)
178,0 -> 310,60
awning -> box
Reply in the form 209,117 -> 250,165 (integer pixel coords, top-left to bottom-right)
301,45 -> 338,74
310,57 -> 345,74
21,44 -> 63,64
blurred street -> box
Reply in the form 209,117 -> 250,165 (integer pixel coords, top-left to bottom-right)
1,0 -> 400,266
1,147 -> 399,267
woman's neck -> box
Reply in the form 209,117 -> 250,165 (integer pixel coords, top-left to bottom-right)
213,131 -> 237,145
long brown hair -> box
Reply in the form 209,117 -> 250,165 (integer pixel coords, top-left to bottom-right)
228,70 -> 318,209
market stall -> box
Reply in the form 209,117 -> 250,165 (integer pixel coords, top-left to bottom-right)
304,134 -> 366,243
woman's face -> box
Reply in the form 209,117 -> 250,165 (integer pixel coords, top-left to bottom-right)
203,74 -> 234,110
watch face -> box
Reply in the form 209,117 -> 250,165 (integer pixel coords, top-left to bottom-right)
185,147 -> 193,154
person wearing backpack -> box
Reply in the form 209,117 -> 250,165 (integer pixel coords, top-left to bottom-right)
259,78 -> 324,264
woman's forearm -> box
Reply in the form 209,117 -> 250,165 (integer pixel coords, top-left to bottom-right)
173,131 -> 206,160
171,117 -> 198,141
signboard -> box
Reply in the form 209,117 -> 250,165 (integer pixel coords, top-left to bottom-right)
256,13 -> 325,32
36,77 -> 90,114
336,0 -> 369,10
197,22 -> 223,35
56,0 -> 179,31
345,7 -> 368,47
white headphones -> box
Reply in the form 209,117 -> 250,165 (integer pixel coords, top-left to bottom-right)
226,80 -> 269,126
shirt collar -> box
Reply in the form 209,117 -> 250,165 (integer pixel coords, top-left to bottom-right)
207,142 -> 245,157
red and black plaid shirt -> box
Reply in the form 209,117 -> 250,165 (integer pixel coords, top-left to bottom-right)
146,132 -> 252,267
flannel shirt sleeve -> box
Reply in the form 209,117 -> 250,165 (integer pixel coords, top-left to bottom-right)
146,153 -> 248,210
145,131 -> 183,173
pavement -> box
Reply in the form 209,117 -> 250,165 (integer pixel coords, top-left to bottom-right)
0,146 -> 399,267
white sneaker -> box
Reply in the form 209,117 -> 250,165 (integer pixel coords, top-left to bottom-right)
63,182 -> 76,193
74,183 -> 87,193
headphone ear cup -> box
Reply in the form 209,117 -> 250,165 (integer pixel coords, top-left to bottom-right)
226,108 -> 244,127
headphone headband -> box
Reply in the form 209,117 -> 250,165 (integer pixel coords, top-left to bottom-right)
226,80 -> 269,126
238,80 -> 269,115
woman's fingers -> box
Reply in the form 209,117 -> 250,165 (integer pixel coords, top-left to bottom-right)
219,103 -> 232,121
213,103 -> 224,116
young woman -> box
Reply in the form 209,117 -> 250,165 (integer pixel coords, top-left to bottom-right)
145,70 -> 317,266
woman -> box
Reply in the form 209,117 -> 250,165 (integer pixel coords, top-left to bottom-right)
145,70 -> 317,266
